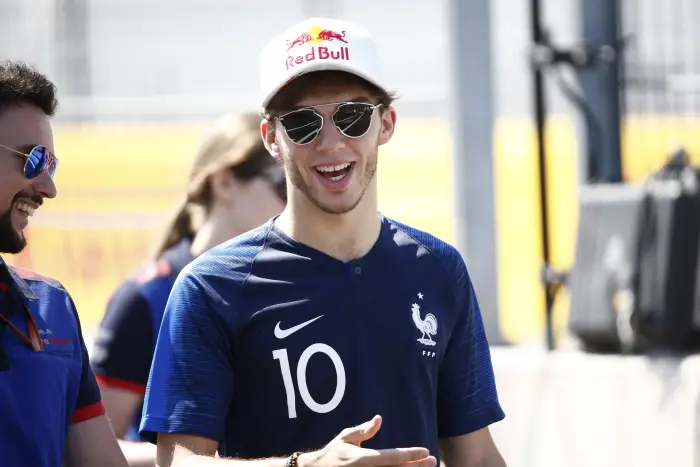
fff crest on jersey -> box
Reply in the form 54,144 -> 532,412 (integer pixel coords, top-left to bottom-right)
411,295 -> 438,347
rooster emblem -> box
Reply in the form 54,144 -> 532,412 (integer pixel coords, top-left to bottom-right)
412,303 -> 437,346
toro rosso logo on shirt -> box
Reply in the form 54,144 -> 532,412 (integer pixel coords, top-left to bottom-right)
38,328 -> 71,346
1,284 -> 69,346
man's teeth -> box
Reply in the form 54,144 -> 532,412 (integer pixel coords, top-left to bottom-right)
13,202 -> 35,216
316,162 -> 351,173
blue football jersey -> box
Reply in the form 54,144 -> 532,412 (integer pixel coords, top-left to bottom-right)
140,216 -> 504,460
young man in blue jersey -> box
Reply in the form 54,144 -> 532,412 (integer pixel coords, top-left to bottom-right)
0,60 -> 128,467
140,17 -> 507,467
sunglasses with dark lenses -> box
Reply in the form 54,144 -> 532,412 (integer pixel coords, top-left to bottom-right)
278,101 -> 382,145
0,144 -> 58,179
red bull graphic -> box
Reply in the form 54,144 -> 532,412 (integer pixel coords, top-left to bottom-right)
286,32 -> 313,51
316,29 -> 347,43
285,26 -> 351,70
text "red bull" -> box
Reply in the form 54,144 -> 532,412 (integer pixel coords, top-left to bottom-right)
286,46 -> 350,70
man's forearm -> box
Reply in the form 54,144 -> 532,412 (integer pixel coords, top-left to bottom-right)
175,451 -> 316,467
440,445 -> 507,467
177,456 -> 283,467
477,457 -> 507,467
118,440 -> 157,467
443,454 -> 506,467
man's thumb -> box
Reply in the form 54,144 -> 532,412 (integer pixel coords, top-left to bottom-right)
339,415 -> 382,445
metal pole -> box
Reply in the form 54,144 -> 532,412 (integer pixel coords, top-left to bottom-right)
579,0 -> 623,182
447,0 -> 505,345
529,0 -> 555,350
54,0 -> 91,98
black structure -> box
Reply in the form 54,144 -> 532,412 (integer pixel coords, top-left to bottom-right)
529,0 -> 625,350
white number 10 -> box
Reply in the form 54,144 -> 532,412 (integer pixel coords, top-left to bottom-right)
272,343 -> 346,419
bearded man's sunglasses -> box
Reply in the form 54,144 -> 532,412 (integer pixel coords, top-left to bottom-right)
0,144 -> 58,179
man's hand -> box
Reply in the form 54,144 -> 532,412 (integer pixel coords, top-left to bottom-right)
300,415 -> 437,467
156,415 -> 437,467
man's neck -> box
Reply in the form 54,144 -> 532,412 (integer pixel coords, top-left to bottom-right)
276,189 -> 381,263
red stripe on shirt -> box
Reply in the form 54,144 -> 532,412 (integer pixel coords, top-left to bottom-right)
96,375 -> 147,395
70,401 -> 106,424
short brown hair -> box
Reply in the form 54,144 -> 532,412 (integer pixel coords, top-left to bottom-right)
264,71 -> 397,116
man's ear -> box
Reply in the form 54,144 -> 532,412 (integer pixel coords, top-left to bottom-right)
377,106 -> 397,147
261,118 -> 283,160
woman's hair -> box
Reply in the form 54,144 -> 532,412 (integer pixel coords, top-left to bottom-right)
151,112 -> 280,258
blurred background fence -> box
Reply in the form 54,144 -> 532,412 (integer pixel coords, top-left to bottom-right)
621,0 -> 700,181
623,0 -> 700,117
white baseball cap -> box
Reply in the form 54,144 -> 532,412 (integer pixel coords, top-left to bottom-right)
259,17 -> 390,110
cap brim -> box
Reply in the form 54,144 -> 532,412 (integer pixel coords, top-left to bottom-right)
260,61 -> 389,110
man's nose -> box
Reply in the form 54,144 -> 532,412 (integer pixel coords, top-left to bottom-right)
29,170 -> 57,199
315,119 -> 346,153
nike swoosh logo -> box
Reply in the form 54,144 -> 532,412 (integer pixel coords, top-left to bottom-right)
274,315 -> 324,339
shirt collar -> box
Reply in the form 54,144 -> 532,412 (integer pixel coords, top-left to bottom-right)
0,256 -> 38,301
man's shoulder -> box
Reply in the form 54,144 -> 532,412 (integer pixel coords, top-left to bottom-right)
385,217 -> 463,265
8,266 -> 72,300
7,267 -> 83,332
9,265 -> 64,288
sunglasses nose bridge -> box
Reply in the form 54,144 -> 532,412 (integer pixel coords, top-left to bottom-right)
315,114 -> 348,150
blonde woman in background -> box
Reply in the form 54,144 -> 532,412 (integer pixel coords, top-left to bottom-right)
90,113 -> 286,466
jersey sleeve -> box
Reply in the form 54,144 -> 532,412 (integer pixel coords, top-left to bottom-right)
90,280 -> 154,394
68,295 -> 107,424
139,267 -> 235,444
436,250 -> 505,438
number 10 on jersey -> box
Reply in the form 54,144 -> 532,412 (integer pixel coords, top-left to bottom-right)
273,343 -> 347,418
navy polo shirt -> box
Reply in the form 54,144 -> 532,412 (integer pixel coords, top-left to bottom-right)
140,215 -> 505,461
0,257 -> 105,467
90,239 -> 193,441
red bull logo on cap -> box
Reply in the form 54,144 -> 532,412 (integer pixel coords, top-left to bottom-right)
285,25 -> 350,70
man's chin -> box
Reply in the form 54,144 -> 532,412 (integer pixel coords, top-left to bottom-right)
311,192 -> 364,215
0,216 -> 27,254
0,235 -> 27,254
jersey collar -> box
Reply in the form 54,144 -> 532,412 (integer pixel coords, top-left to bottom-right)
0,257 -> 38,301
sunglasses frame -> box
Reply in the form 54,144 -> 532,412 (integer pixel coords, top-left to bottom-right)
0,143 -> 58,179
277,100 -> 382,146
